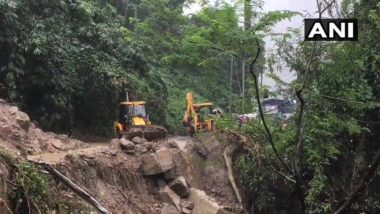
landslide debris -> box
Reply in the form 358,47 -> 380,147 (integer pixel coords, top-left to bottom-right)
0,99 -> 243,214
0,99 -> 87,156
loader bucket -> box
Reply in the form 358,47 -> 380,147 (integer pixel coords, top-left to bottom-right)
124,125 -> 168,141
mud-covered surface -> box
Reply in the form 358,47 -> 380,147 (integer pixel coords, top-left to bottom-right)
53,147 -> 162,213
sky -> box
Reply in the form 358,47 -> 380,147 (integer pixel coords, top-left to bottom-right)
261,0 -> 317,88
184,0 -> 318,89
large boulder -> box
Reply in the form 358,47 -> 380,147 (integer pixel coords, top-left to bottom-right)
168,176 -> 190,198
15,111 -> 30,130
141,149 -> 174,175
188,188 -> 221,214
159,186 -> 181,211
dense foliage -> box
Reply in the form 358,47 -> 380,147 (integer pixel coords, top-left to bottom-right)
0,0 -> 294,134
0,0 -> 168,135
235,0 -> 380,213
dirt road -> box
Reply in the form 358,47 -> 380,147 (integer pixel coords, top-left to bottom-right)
27,136 -> 192,165
27,141 -> 110,164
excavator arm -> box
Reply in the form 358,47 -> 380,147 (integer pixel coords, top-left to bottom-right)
183,93 -> 195,123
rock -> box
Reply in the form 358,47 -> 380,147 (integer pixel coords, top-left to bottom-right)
120,138 -> 135,150
156,149 -> 175,171
156,178 -> 167,187
141,153 -> 161,175
141,149 -> 174,175
132,136 -> 147,144
0,99 -> 5,104
0,125 -> 12,139
56,134 -> 69,140
167,141 -> 178,148
181,200 -> 194,210
164,169 -> 177,182
51,139 -> 64,150
161,203 -> 180,214
9,106 -> 18,115
135,144 -> 148,153
143,141 -> 154,151
125,149 -> 135,155
188,188 -> 220,214
182,208 -> 192,214
210,189 -> 217,194
15,111 -> 30,130
108,149 -> 118,156
159,186 -> 181,211
169,176 -> 190,198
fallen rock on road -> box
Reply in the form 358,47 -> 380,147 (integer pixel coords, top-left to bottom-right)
142,148 -> 174,175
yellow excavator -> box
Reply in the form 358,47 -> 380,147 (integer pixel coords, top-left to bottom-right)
115,99 -> 167,141
182,92 -> 215,136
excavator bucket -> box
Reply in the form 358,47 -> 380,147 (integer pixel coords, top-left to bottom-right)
124,125 -> 168,141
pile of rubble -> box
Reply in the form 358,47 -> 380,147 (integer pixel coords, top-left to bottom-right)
111,136 -> 226,214
0,99 -> 87,155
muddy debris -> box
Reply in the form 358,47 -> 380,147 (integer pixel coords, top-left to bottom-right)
0,101 -> 87,154
0,100 -> 244,214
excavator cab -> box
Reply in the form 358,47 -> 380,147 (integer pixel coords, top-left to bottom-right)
119,101 -> 150,126
115,101 -> 167,141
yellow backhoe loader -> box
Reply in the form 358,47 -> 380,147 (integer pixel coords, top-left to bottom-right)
182,92 -> 215,136
115,100 -> 167,141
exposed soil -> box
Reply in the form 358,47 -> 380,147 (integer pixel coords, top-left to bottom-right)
189,134 -> 242,212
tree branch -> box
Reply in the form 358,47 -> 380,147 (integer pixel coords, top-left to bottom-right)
248,38 -> 292,173
42,164 -> 111,214
334,147 -> 380,214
